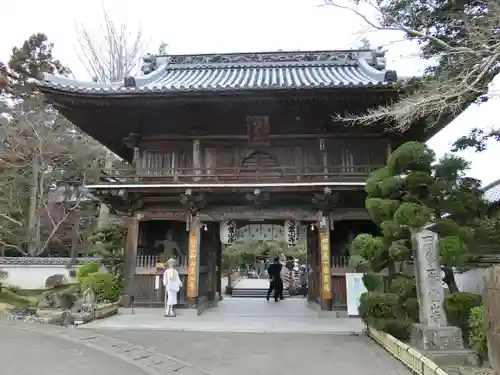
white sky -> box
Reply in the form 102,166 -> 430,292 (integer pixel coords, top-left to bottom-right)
1,0 -> 499,185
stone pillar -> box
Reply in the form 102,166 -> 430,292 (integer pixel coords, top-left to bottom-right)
411,229 -> 477,365
186,218 -> 201,307
318,214 -> 332,310
122,214 -> 139,308
484,266 -> 500,374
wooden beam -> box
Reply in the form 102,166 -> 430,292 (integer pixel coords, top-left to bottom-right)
141,133 -> 386,142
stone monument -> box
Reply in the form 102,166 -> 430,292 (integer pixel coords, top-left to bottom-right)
484,266 -> 500,375
411,228 -> 478,366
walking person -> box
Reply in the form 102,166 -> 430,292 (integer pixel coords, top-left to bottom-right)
163,258 -> 182,317
266,257 -> 283,302
299,265 -> 308,298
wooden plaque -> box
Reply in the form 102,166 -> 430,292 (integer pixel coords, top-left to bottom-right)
246,116 -> 270,145
186,230 -> 199,298
319,231 -> 332,299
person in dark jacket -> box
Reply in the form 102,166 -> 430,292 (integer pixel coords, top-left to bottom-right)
266,257 -> 283,302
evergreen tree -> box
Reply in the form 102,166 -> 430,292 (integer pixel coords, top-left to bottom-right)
351,142 -> 488,339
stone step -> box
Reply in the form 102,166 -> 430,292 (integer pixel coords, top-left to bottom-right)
232,288 -> 291,298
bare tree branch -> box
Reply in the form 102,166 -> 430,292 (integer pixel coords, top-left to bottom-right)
74,3 -> 149,82
323,0 -> 500,132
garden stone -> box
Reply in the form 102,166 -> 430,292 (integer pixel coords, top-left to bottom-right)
72,298 -> 84,313
411,228 -> 478,367
484,266 -> 500,375
60,311 -> 75,327
45,274 -> 66,288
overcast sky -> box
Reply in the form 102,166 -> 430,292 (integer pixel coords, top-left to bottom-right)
2,0 -> 499,185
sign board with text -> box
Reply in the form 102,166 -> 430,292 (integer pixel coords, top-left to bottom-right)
346,273 -> 367,316
319,232 -> 331,300
187,230 -> 199,298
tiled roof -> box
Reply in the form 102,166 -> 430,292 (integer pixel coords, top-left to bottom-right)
39,49 -> 398,95
0,257 -> 101,266
484,179 -> 500,203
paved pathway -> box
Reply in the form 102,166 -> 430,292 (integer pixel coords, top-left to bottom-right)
0,297 -> 413,375
0,324 -> 148,375
96,329 -> 412,375
82,298 -> 364,333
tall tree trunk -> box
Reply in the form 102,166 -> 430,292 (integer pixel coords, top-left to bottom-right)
27,154 -> 40,256
70,213 -> 80,262
442,265 -> 459,294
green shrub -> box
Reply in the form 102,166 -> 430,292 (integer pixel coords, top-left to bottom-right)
362,273 -> 382,292
368,317 -> 413,341
81,272 -> 120,303
402,298 -> 419,322
444,292 -> 482,342
78,262 -> 101,282
468,306 -> 488,360
359,292 -> 401,321
388,275 -> 417,300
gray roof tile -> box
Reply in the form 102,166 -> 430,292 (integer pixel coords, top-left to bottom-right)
0,257 -> 101,266
39,49 -> 398,95
485,179 -> 500,202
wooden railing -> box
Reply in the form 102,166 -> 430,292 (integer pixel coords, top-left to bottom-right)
135,254 -> 188,269
99,165 -> 382,184
331,255 -> 351,269
136,255 -> 350,270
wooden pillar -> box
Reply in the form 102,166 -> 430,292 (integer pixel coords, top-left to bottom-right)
122,214 -> 139,307
216,229 -> 222,299
193,139 -> 201,181
319,213 -> 333,310
386,142 -> 392,161
211,222 -> 221,301
320,138 -> 328,179
186,218 -> 201,307
307,224 -> 317,303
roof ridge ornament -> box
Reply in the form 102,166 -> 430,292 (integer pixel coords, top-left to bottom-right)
373,47 -> 387,70
158,42 -> 168,55
166,50 -> 360,66
141,54 -> 158,75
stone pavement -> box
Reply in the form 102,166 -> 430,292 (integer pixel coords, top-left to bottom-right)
0,321 -> 210,374
0,323 -> 149,375
0,296 -> 413,375
83,297 -> 365,334
87,329 -> 412,375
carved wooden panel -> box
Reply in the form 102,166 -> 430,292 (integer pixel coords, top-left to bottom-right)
246,116 -> 270,145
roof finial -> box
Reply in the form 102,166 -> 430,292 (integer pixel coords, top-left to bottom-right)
158,42 -> 168,55
359,37 -> 371,50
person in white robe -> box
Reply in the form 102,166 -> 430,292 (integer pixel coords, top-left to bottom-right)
163,258 -> 182,317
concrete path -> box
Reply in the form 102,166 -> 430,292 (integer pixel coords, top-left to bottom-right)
0,323 -> 149,375
82,298 -> 365,334
0,318 -> 412,375
87,329 -> 413,375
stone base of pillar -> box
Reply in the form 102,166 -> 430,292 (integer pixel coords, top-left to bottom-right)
319,298 -> 333,311
120,294 -> 134,308
411,323 -> 479,367
186,297 -> 198,308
